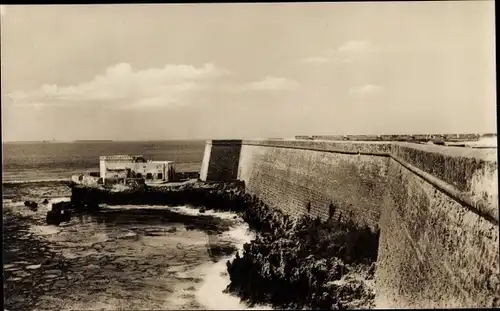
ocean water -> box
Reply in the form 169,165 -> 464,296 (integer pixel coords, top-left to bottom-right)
2,141 -> 269,311
2,140 -> 206,182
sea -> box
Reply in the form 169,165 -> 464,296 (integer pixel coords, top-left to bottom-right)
2,141 -> 269,311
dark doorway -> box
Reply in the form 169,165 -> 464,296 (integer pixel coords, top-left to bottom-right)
136,173 -> 142,178
146,173 -> 153,179
157,173 -> 163,180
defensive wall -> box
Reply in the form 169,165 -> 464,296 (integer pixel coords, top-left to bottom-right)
199,135 -> 499,308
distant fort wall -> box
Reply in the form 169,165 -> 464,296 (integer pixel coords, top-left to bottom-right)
199,135 -> 499,308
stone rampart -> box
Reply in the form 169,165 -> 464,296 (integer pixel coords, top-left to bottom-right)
199,136 -> 499,308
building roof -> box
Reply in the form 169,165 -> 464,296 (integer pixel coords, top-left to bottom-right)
105,168 -> 130,172
99,155 -> 173,164
100,155 -> 146,162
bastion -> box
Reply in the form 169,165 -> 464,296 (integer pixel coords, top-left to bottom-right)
200,135 -> 499,308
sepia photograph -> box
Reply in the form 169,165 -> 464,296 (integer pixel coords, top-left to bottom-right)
1,1 -> 498,310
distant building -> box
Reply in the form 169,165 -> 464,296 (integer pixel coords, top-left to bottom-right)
99,155 -> 176,182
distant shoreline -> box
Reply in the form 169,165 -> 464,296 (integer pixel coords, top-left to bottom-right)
2,139 -> 207,144
74,140 -> 114,143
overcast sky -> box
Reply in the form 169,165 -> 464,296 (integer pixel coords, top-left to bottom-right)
1,2 -> 496,141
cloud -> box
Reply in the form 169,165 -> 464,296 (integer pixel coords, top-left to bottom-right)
338,40 -> 374,53
349,84 -> 385,96
7,62 -> 229,109
123,96 -> 179,110
299,55 -> 352,66
301,41 -> 375,65
301,57 -> 330,64
237,76 -> 299,92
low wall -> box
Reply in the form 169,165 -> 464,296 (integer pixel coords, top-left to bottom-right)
71,174 -> 102,187
200,137 -> 499,308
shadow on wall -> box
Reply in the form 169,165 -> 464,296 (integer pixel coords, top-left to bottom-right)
206,140 -> 243,181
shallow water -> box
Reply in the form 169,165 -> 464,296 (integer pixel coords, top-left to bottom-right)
2,182 -> 271,311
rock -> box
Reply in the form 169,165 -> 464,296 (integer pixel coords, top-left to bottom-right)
53,279 -> 67,288
60,209 -> 71,222
24,200 -> 38,210
46,202 -> 72,225
223,197 -> 379,309
44,267 -> 62,275
42,199 -> 49,204
199,207 -> 206,213
46,211 -> 61,226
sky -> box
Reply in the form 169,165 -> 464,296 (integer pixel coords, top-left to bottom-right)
0,2 -> 496,141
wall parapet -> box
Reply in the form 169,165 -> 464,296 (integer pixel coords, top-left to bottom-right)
296,133 -> 490,142
206,139 -> 243,146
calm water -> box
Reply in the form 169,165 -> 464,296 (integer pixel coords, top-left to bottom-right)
2,141 -> 269,311
2,140 -> 205,182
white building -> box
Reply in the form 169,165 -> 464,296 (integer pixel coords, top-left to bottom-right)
99,155 -> 176,182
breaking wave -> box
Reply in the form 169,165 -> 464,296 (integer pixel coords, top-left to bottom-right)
194,224 -> 272,310
122,204 -> 271,310
170,207 -> 271,310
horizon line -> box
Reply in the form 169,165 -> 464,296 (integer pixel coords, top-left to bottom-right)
2,132 -> 497,144
1,138 -> 210,144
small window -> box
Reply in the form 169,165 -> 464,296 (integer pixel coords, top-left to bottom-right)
136,173 -> 142,178
157,173 -> 163,180
146,173 -> 153,179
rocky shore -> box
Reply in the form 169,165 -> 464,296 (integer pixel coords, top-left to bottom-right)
70,181 -> 380,309
225,214 -> 378,310
3,193 -> 245,311
3,211 -> 65,311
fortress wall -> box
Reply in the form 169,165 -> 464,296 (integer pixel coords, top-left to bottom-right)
237,142 -> 389,229
200,140 -> 242,182
200,138 -> 499,308
199,141 -> 212,181
376,159 -> 499,308
391,142 -> 498,221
